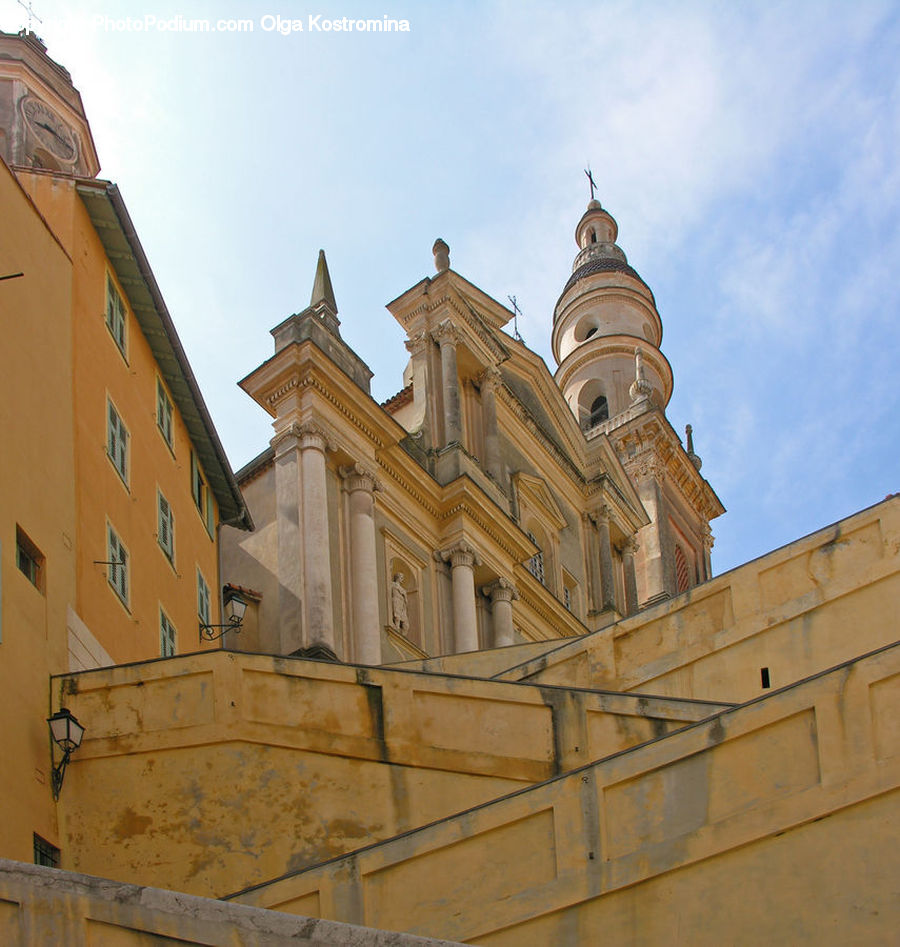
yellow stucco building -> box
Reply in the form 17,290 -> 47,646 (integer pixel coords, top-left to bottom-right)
1,29 -> 897,946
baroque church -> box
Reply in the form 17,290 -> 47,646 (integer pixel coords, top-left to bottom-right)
220,197 -> 723,667
1,28 -> 898,945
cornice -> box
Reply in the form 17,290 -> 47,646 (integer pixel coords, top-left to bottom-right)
555,335 -> 674,403
613,411 -> 725,521
514,566 -> 588,639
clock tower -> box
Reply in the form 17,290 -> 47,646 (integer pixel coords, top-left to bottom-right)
0,29 -> 99,176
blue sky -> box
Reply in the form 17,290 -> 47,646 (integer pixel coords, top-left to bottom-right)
8,0 -> 899,574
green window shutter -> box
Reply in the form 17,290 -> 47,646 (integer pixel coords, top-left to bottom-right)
190,452 -> 199,507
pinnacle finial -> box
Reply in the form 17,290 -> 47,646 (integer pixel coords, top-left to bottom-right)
629,347 -> 652,404
433,238 -> 450,273
310,249 -> 337,312
686,424 -> 703,471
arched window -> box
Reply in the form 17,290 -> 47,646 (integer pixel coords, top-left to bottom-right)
590,230 -> 597,244
588,395 -> 609,427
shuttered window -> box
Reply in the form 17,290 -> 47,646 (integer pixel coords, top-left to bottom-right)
107,400 -> 129,484
157,490 -> 175,562
160,610 -> 177,657
107,524 -> 129,605
197,569 -> 210,626
105,274 -> 127,355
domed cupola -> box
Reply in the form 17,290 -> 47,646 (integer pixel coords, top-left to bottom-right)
552,200 -> 673,431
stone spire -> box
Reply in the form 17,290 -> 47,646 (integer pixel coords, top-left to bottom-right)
310,249 -> 337,312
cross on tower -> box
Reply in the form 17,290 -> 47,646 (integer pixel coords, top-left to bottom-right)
507,295 -> 524,343
17,0 -> 42,32
584,166 -> 598,202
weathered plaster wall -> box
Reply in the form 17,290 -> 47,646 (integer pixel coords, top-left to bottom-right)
0,163 -> 75,864
234,642 -> 900,945
0,860 -> 464,946
52,652 -> 724,897
494,496 -> 900,702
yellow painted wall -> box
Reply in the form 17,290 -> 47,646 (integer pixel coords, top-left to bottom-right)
0,164 -> 75,862
51,652 -> 721,897
497,496 -> 900,702
236,642 -> 900,944
0,858 -> 461,946
16,171 -> 221,664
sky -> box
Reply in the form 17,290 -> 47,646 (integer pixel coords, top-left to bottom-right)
6,0 -> 899,575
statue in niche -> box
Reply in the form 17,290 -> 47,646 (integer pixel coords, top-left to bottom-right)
390,572 -> 410,634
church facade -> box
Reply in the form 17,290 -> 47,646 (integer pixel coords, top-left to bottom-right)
1,29 -> 898,946
220,196 -> 723,667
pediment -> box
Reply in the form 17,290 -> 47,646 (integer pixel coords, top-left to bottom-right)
513,472 -> 568,530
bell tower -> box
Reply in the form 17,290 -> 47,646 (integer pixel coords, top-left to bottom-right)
553,199 -> 724,606
552,199 -> 672,426
0,29 -> 100,176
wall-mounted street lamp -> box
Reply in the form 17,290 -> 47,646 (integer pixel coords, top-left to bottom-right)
199,589 -> 247,642
47,707 -> 85,800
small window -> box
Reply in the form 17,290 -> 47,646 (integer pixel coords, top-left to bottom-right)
157,378 -> 174,449
588,395 -> 608,427
160,609 -> 177,657
526,530 -> 545,585
16,526 -> 44,592
105,274 -> 127,356
107,400 -> 129,484
191,452 -> 215,538
33,833 -> 60,868
197,569 -> 210,626
675,545 -> 691,594
107,524 -> 129,606
584,326 -> 598,340
157,491 -> 175,562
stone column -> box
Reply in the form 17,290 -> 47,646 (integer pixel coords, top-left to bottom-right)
272,424 -> 303,654
433,320 -> 462,446
480,366 -> 504,484
595,505 -> 617,613
583,513 -> 603,615
299,421 -> 335,654
482,577 -> 518,647
620,535 -> 640,617
341,464 -> 382,665
629,454 -> 669,605
439,540 -> 481,653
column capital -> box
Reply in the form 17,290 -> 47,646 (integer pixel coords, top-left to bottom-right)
628,452 -> 665,483
339,462 -> 382,494
432,319 -> 461,348
438,540 -> 481,569
482,576 -> 519,603
297,419 -> 334,453
479,365 -> 503,393
702,523 -> 715,551
619,535 -> 640,557
404,330 -> 428,356
592,504 -> 613,527
270,424 -> 301,457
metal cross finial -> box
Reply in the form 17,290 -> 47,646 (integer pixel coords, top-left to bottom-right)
507,295 -> 524,343
584,166 -> 598,202
17,0 -> 42,32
